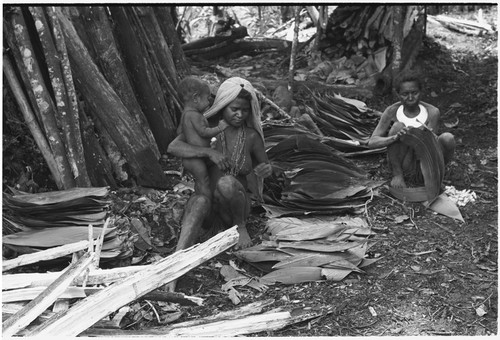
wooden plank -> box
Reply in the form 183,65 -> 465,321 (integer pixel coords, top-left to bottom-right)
3,287 -> 88,303
2,265 -> 149,290
81,304 -> 330,337
2,239 -> 94,272
27,226 -> 239,337
2,252 -> 94,337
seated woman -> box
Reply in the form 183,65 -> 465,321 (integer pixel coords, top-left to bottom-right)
166,77 -> 272,291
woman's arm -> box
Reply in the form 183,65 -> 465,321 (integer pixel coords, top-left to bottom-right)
168,133 -> 230,170
249,131 -> 272,178
367,107 -> 402,148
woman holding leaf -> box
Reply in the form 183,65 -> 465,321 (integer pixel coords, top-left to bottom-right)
166,77 -> 272,291
367,74 -> 455,189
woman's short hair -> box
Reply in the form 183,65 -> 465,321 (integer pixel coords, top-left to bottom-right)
396,73 -> 423,92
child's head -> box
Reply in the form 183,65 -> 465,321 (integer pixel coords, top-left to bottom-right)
178,76 -> 212,112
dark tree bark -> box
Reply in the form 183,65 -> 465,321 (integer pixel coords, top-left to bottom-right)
55,7 -> 168,189
109,6 -> 178,154
153,6 -> 190,77
78,101 -> 117,188
7,7 -> 75,189
78,6 -> 160,160
132,6 -> 182,122
3,54 -> 62,189
30,6 -> 91,187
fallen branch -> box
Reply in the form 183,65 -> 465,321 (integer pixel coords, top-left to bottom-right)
2,239 -> 95,272
255,89 -> 291,119
26,226 -> 239,337
82,302 -> 331,337
2,252 -> 94,337
3,265 -> 149,290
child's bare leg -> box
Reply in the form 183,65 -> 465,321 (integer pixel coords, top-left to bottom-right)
182,158 -> 211,198
214,175 -> 251,249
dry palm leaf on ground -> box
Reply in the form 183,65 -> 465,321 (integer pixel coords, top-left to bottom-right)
263,134 -> 384,217
236,215 -> 379,284
2,187 -> 132,262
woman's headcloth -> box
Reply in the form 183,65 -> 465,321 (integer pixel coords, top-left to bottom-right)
204,77 -> 263,142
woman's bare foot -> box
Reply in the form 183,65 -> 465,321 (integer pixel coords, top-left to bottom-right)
164,279 -> 177,292
390,175 -> 407,188
235,226 -> 252,250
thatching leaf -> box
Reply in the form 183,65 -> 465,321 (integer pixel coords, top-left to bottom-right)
260,267 -> 323,284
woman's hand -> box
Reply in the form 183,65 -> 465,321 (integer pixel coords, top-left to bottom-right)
253,162 -> 272,178
208,149 -> 230,171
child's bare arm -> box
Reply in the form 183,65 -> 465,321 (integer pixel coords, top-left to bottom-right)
190,113 -> 226,138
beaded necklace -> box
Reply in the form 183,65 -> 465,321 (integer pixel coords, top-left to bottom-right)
220,127 -> 247,176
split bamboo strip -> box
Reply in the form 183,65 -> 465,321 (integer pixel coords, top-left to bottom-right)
81,306 -> 329,337
27,226 -> 239,337
2,265 -> 149,290
2,286 -> 93,303
2,239 -> 95,272
2,252 -> 94,337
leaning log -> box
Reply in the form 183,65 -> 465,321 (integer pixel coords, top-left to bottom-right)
30,6 -> 91,187
2,239 -> 95,272
26,226 -> 239,337
2,252 -> 95,337
3,55 -> 62,189
7,7 -> 75,189
110,6 -> 178,154
55,8 -> 168,189
78,6 -> 160,160
81,304 -> 331,337
153,6 -> 190,76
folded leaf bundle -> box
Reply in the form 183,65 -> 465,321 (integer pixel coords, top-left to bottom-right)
398,128 -> 444,201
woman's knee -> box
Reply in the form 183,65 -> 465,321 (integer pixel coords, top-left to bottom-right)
439,132 -> 455,148
216,175 -> 243,197
389,122 -> 405,136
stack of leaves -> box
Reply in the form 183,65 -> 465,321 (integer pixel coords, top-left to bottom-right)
263,134 -> 384,217
236,215 -> 379,284
305,91 -> 379,146
3,187 -> 132,260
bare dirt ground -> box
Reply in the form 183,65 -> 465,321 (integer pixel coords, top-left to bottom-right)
2,8 -> 497,337
149,12 -> 498,336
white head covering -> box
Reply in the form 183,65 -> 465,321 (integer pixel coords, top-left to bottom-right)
204,77 -> 263,143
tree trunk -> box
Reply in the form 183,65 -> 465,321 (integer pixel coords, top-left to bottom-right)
78,101 -> 117,188
109,6 -> 178,154
288,6 -> 301,91
3,54 -> 63,189
132,6 -> 182,122
55,8 -> 168,189
7,7 -> 75,189
29,6 -> 91,187
78,6 -> 160,160
153,6 -> 190,77
391,6 -> 404,75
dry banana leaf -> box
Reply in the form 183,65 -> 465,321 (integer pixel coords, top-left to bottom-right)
3,227 -> 115,248
235,249 -> 291,263
4,187 -> 109,205
260,267 -> 323,285
321,268 -> 352,281
278,240 -> 361,253
400,128 -> 444,201
272,224 -> 346,242
272,253 -> 361,270
424,193 -> 464,222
